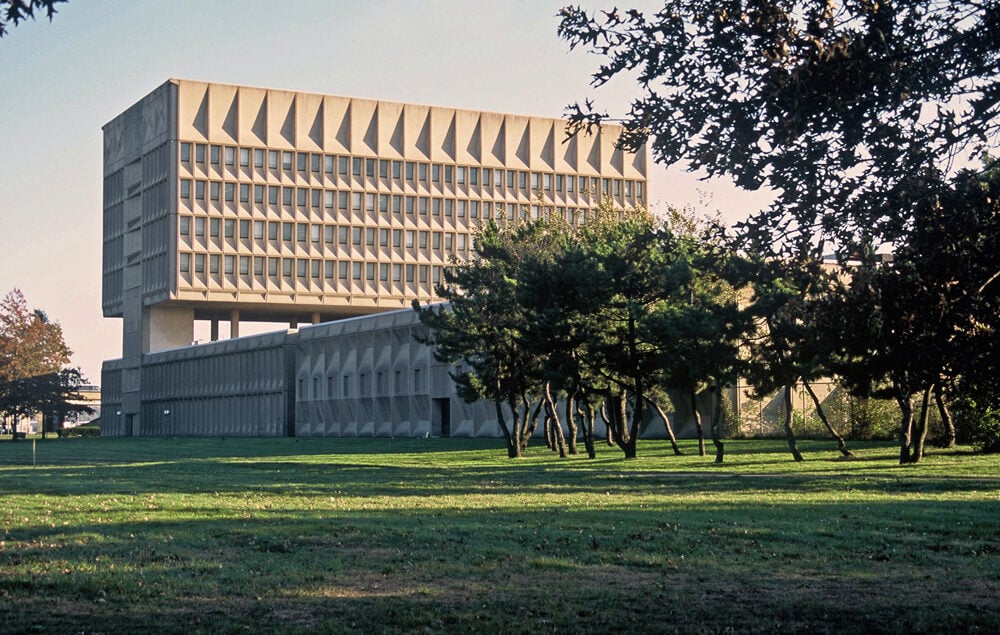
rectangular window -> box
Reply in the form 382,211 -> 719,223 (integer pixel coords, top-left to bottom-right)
254,257 -> 265,276
224,182 -> 235,202
352,262 -> 362,280
224,219 -> 235,238
432,164 -> 441,182
470,167 -> 479,185
254,220 -> 264,240
179,216 -> 191,236
297,188 -> 307,207
405,264 -> 415,283
325,261 -> 334,278
339,261 -> 348,279
365,227 -> 375,246
268,150 -> 278,169
180,179 -> 191,198
352,192 -> 361,211
239,148 -> 250,168
254,149 -> 264,168
311,259 -> 321,278
392,160 -> 402,179
210,218 -> 220,238
325,225 -> 335,244
282,151 -> 293,170
365,193 -> 375,212
379,263 -> 389,281
366,262 -> 375,281
456,166 -> 466,185
297,223 -> 307,243
196,144 -> 206,164
238,255 -> 249,276
405,230 -> 414,248
195,253 -> 205,273
392,229 -> 402,247
338,191 -> 348,210
419,163 -> 428,182
339,226 -> 348,244
379,160 -> 389,179
180,143 -> 191,163
282,187 -> 293,206
268,221 -> 279,241
352,227 -> 362,245
297,259 -> 307,278
338,156 -> 348,175
507,170 -> 515,188
379,194 -> 389,213
268,257 -> 279,276
352,157 -> 362,177
268,185 -> 279,205
210,145 -> 220,165
224,147 -> 235,167
311,189 -> 321,208
209,254 -> 220,274
224,255 -> 234,275
444,165 -> 453,184
297,152 -> 307,172
283,222 -> 293,242
179,252 -> 190,273
283,258 -> 293,277
311,224 -> 321,243
392,195 -> 402,214
210,182 -> 220,201
239,183 -> 250,203
379,228 -> 388,246
254,184 -> 264,204
392,264 -> 401,282
325,190 -> 334,209
366,158 -> 376,177
325,155 -> 334,173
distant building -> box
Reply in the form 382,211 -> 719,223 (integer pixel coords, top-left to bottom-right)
100,79 -> 647,436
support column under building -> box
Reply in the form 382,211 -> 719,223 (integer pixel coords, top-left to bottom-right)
230,309 -> 240,339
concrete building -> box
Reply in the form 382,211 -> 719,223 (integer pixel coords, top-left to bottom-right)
101,79 -> 648,436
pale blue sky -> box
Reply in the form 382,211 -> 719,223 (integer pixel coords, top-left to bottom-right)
0,0 -> 770,383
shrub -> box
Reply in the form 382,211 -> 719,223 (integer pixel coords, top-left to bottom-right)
954,398 -> 1000,453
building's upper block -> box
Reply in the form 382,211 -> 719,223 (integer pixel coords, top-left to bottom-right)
105,79 -> 646,178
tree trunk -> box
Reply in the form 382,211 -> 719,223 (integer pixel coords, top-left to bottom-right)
896,388 -> 914,465
691,388 -> 706,457
600,402 -> 615,446
646,396 -> 682,455
783,384 -> 804,462
544,384 -> 568,458
710,385 -> 725,464
495,398 -> 521,458
563,382 -> 580,456
910,386 -> 932,464
934,385 -> 955,448
579,399 -> 597,459
608,392 -> 636,458
518,395 -> 544,454
803,380 -> 853,457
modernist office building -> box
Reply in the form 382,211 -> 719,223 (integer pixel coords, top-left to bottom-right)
100,79 -> 648,437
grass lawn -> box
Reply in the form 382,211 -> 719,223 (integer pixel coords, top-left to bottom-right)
1,436 -> 998,634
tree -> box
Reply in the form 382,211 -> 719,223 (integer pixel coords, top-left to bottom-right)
0,0 -> 64,37
0,289 -> 81,439
558,1 -> 1000,259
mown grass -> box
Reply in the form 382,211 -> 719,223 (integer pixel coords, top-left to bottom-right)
1,437 -> 998,634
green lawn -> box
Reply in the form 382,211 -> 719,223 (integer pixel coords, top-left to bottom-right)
1,437 -> 998,633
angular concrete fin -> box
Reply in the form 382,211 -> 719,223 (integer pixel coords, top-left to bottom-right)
466,116 -> 482,162
193,90 -> 209,137
280,97 -> 296,145
364,105 -> 379,153
336,102 -> 352,149
416,111 -> 431,158
390,110 -> 405,155
587,132 -> 601,171
222,93 -> 238,141
516,122 -> 531,166
309,100 -> 324,147
252,95 -> 268,144
562,130 -> 578,170
491,119 -> 506,163
442,114 -> 456,160
541,123 -> 555,169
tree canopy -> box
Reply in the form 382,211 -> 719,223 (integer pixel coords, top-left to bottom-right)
0,0 -> 64,37
558,1 -> 1000,257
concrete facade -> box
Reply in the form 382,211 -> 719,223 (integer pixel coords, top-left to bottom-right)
101,79 -> 647,436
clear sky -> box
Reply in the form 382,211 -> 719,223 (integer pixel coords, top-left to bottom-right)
0,0 -> 772,384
